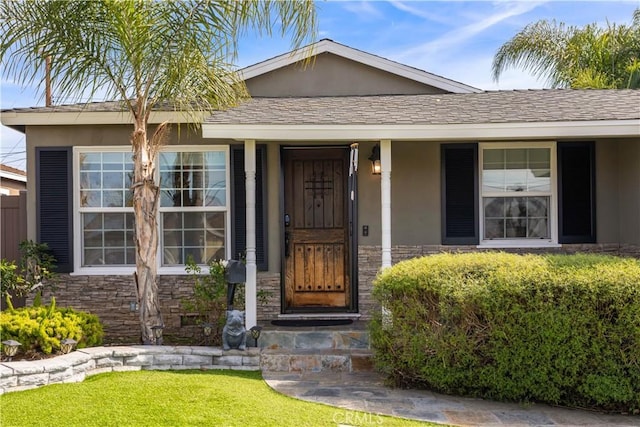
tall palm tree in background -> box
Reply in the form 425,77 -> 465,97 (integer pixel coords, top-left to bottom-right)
0,0 -> 316,344
492,8 -> 640,89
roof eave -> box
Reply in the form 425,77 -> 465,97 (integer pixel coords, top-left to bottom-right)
202,120 -> 640,141
0,110 -> 207,127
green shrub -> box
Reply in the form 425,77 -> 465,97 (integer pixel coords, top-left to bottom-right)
0,299 -> 103,355
371,252 -> 640,413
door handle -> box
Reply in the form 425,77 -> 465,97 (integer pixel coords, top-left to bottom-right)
285,232 -> 291,257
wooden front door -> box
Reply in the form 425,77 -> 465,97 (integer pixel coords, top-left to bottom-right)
283,148 -> 350,311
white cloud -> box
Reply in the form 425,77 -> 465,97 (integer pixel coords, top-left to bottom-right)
389,1 -> 454,25
394,1 -> 547,59
340,1 -> 384,20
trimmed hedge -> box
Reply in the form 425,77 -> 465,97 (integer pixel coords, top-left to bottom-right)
370,252 -> 640,413
0,299 -> 103,355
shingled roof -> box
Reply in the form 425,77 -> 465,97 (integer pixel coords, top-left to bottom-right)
205,89 -> 640,125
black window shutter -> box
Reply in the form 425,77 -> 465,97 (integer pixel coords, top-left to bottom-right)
231,146 -> 267,270
558,142 -> 596,243
441,144 -> 478,245
36,147 -> 73,273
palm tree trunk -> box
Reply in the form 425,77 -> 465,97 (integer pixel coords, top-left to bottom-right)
132,118 -> 163,344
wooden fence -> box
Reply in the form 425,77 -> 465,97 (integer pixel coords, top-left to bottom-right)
1,192 -> 27,262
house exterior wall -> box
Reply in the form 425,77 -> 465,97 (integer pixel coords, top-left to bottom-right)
245,52 -> 448,97
22,124 -> 640,342
617,139 -> 640,245
355,139 -> 637,246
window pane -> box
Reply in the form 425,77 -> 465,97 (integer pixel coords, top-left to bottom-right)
483,197 -> 504,218
482,170 -> 504,192
105,230 -> 125,247
84,249 -> 103,265
163,247 -> 182,266
104,249 -> 125,264
126,249 -> 136,264
84,213 -> 102,230
184,230 -> 204,247
81,191 -> 101,208
80,172 -> 101,189
483,149 -> 503,169
83,231 -> 103,247
160,152 -> 179,170
505,149 -> 527,169
483,196 -> 549,239
161,211 -> 225,266
483,148 -> 551,195
103,191 -> 123,207
528,218 -> 549,238
484,219 -> 504,239
504,170 -> 527,191
104,213 -> 125,229
158,150 -> 227,266
160,150 -> 227,209
184,212 -> 204,229
205,151 -> 225,168
527,197 -> 548,217
529,148 -> 550,169
505,219 -> 527,237
103,172 -> 123,189
82,213 -> 134,266
80,153 -> 101,170
78,151 -> 132,208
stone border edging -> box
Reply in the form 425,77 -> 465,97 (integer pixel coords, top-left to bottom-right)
0,345 -> 260,394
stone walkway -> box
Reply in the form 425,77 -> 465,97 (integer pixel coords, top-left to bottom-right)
263,371 -> 640,427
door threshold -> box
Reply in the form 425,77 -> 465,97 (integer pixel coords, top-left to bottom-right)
277,313 -> 361,321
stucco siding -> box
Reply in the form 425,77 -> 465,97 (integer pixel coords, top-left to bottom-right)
618,138 -> 640,245
245,52 -> 448,97
595,140 -> 620,243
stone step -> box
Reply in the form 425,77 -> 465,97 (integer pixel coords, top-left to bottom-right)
258,329 -> 370,351
260,348 -> 374,373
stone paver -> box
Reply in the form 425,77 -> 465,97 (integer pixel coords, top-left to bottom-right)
263,371 -> 640,426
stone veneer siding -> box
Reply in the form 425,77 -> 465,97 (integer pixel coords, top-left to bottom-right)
29,272 -> 283,344
0,346 -> 260,395
31,244 -> 639,342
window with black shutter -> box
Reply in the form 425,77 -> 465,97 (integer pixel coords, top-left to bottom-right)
558,142 -> 596,243
231,146 -> 267,270
441,144 -> 478,245
36,147 -> 73,273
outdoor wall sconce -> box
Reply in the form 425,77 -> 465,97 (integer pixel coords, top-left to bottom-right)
249,325 -> 263,348
60,338 -> 77,354
151,325 -> 164,346
1,340 -> 21,361
369,144 -> 381,175
202,322 -> 213,346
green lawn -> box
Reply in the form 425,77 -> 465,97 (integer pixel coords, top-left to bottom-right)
0,370 -> 436,427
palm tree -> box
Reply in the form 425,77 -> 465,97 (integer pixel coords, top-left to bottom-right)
492,8 -> 640,89
0,0 -> 316,344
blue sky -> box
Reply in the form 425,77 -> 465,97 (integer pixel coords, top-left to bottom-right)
1,0 -> 638,171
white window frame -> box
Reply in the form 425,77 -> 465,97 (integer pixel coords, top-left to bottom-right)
73,146 -> 135,275
72,145 -> 230,275
478,141 -> 560,248
158,145 -> 231,275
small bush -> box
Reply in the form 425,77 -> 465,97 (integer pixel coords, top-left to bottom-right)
371,252 -> 640,413
0,299 -> 103,355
